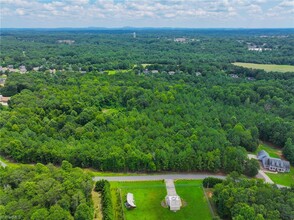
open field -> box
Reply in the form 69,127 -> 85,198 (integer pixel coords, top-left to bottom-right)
111,180 -> 212,220
232,62 -> 294,72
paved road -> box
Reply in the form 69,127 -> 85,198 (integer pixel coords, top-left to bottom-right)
93,174 -> 226,182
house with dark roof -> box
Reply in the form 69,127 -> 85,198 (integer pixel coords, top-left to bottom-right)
257,150 -> 290,173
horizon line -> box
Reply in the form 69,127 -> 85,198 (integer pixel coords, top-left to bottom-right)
1,27 -> 294,30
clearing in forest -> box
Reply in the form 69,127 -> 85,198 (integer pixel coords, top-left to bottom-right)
232,62 -> 294,72
111,180 -> 212,220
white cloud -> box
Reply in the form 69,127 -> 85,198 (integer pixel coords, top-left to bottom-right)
16,8 -> 26,15
279,0 -> 294,7
248,4 -> 263,14
0,0 -> 292,27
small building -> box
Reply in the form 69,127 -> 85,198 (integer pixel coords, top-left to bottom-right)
19,65 -> 27,74
125,193 -> 136,209
151,70 -> 159,74
258,150 -> 290,173
168,71 -> 175,75
143,69 -> 149,74
165,179 -> 181,211
229,74 -> 239,78
174,38 -> 187,43
0,95 -> 10,106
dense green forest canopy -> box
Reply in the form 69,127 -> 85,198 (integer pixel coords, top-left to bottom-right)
0,161 -> 93,220
213,174 -> 294,220
0,29 -> 294,172
0,69 -> 293,172
1,29 -> 294,72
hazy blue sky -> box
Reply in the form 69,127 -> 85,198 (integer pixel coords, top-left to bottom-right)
1,0 -> 293,28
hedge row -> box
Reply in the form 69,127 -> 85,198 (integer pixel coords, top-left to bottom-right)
203,177 -> 224,188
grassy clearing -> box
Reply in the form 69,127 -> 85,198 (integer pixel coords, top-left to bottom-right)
141,64 -> 151,68
254,142 -> 281,158
232,62 -> 294,72
106,70 -> 129,75
111,180 -> 211,220
0,155 -> 29,168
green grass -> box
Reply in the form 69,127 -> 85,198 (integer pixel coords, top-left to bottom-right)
232,62 -> 294,73
141,64 -> 151,68
106,70 -> 129,75
111,180 -> 212,220
0,155 -> 32,168
267,168 -> 294,187
254,143 -> 281,158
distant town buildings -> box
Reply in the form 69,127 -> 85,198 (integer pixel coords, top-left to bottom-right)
133,32 -> 136,39
247,43 -> 272,52
174,38 -> 187,43
57,40 -> 75,44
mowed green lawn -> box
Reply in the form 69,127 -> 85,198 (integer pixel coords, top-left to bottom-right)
113,180 -> 212,220
232,62 -> 294,72
267,168 -> 294,187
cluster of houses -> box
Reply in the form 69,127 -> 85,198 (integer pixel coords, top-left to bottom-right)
247,43 -> 272,52
140,69 -> 202,77
258,150 -> 290,173
174,38 -> 187,43
173,38 -> 199,43
57,40 -> 75,44
140,69 -> 176,75
0,65 -> 27,74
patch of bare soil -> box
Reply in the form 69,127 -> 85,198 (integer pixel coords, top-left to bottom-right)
92,189 -> 103,220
